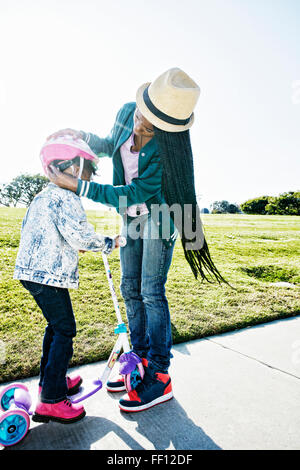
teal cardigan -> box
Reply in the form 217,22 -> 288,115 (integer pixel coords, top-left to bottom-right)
77,102 -> 177,247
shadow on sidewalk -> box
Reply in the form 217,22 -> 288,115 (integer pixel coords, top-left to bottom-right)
5,415 -> 145,451
5,397 -> 220,450
120,397 -> 221,450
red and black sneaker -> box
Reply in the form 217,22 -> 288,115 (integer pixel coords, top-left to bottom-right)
106,373 -> 126,393
119,368 -> 173,413
107,358 -> 148,393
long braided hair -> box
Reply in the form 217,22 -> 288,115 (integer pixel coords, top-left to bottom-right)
154,126 -> 229,285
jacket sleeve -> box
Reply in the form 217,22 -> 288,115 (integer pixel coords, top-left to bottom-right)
76,156 -> 162,211
81,103 -> 135,158
82,129 -> 114,158
55,196 -> 114,253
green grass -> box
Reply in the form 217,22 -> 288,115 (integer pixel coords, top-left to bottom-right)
0,208 -> 299,383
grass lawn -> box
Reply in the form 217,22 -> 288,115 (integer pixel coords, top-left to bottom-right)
0,207 -> 299,383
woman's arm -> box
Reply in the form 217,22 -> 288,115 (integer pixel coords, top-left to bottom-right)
81,130 -> 114,158
46,128 -> 114,159
45,104 -> 134,158
48,156 -> 162,210
85,103 -> 135,157
78,157 -> 162,209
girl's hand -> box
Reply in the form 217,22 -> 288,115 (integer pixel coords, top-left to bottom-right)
114,236 -> 121,248
46,128 -> 84,141
114,235 -> 126,248
47,165 -> 78,192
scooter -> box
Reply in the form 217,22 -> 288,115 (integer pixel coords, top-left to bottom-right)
0,237 -> 144,447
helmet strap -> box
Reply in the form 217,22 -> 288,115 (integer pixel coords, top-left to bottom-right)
78,157 -> 84,179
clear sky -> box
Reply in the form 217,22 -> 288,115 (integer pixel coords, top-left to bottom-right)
0,0 -> 299,211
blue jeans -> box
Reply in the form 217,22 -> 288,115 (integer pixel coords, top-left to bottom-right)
20,280 -> 76,404
120,214 -> 175,373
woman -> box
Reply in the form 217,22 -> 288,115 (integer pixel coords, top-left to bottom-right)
48,68 -> 227,413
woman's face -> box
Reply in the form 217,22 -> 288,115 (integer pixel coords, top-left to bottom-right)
133,108 -> 154,137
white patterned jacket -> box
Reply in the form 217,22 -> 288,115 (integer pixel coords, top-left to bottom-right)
14,183 -> 113,289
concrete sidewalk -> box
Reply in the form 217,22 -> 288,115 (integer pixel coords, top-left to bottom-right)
2,316 -> 300,450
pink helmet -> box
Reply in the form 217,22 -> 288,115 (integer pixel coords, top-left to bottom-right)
40,135 -> 99,176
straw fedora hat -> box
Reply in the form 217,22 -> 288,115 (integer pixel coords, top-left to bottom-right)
136,67 -> 200,132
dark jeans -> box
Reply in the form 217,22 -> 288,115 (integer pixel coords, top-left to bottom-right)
20,280 -> 76,404
120,214 -> 175,373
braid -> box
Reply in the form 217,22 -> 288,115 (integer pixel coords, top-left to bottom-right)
154,126 -> 230,285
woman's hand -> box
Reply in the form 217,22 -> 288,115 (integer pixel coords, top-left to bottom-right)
46,128 -> 84,141
47,165 -> 78,192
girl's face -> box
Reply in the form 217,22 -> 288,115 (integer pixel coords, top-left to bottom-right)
133,108 -> 154,137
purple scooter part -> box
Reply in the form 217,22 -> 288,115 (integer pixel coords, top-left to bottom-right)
14,388 -> 33,416
119,351 -> 144,375
119,352 -> 145,392
70,380 -> 103,404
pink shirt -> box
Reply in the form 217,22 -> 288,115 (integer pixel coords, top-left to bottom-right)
120,133 -> 149,217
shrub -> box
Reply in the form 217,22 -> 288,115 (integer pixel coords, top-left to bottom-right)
265,192 -> 300,215
240,196 -> 270,215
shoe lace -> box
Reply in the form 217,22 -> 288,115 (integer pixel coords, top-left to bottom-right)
63,398 -> 72,407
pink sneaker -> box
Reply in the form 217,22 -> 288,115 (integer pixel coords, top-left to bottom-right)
66,375 -> 82,395
32,398 -> 86,424
38,374 -> 82,397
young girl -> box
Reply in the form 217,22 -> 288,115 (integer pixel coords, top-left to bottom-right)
14,137 -> 119,423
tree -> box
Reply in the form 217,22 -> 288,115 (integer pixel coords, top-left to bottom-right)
240,192 -> 300,215
0,184 -> 11,207
211,200 -> 240,214
211,200 -> 230,214
240,196 -> 269,215
0,174 -> 48,207
228,203 -> 240,214
265,192 -> 300,215
0,181 -> 23,207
